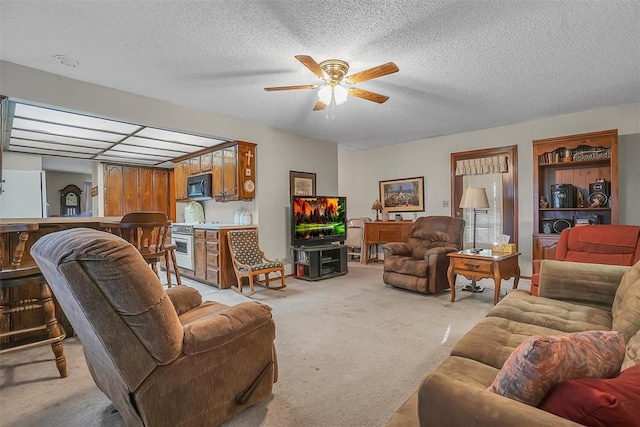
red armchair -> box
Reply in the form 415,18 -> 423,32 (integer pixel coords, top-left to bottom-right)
531,225 -> 640,295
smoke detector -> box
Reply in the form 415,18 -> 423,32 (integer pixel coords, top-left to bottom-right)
54,55 -> 80,68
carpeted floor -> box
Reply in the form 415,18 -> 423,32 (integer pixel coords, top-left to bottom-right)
0,263 -> 528,427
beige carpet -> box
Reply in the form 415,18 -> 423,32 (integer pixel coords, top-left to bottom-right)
0,263 -> 528,427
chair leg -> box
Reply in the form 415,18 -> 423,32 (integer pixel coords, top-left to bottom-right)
41,283 -> 67,378
170,250 -> 183,286
231,274 -> 255,297
165,253 -> 172,288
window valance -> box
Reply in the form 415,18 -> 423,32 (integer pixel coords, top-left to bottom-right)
455,156 -> 508,176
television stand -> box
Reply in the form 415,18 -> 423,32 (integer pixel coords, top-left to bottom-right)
292,244 -> 348,281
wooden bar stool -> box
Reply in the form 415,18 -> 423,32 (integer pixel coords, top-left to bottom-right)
102,212 -> 182,287
0,223 -> 67,378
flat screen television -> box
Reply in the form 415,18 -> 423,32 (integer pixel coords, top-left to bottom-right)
291,195 -> 347,246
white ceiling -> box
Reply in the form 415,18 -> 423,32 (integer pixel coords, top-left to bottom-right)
1,1 -> 639,152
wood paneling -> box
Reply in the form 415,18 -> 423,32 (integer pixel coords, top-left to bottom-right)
103,164 -> 170,216
104,164 -> 123,216
139,167 -> 154,211
154,169 -> 169,212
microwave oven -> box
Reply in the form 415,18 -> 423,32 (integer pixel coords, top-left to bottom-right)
187,174 -> 212,201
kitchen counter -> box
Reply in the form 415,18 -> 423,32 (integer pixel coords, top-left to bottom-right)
192,223 -> 257,230
0,216 -> 123,225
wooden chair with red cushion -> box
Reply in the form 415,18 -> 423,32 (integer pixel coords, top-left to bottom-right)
531,225 -> 640,296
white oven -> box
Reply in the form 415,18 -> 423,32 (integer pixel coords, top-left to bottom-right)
171,225 -> 194,271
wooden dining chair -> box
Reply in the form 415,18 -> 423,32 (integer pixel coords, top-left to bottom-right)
102,212 -> 182,287
0,223 -> 67,378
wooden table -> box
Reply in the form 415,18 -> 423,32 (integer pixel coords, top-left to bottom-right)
363,221 -> 414,264
447,250 -> 521,305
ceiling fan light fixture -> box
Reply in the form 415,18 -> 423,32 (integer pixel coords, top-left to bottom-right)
333,85 -> 348,105
318,85 -> 333,105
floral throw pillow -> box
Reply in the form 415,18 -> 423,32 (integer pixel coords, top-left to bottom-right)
487,330 -> 625,406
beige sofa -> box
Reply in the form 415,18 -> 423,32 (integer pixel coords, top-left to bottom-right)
387,260 -> 640,426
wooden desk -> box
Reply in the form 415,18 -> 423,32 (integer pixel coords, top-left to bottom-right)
447,250 -> 521,305
363,221 -> 414,264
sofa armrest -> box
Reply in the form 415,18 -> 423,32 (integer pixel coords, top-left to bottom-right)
418,372 -> 581,427
383,242 -> 412,257
532,259 -> 542,274
165,286 -> 203,315
538,260 -> 630,309
182,302 -> 273,355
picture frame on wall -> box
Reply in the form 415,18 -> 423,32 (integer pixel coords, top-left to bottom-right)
379,176 -> 425,212
289,170 -> 316,196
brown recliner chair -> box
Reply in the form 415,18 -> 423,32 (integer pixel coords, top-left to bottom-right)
31,228 -> 277,427
383,216 -> 465,294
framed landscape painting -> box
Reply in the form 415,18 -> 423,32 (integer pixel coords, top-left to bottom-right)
290,171 -> 316,196
379,176 -> 425,212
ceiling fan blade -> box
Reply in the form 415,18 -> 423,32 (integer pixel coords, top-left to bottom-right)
295,55 -> 325,80
345,62 -> 399,84
348,88 -> 389,104
313,100 -> 327,111
264,84 -> 319,91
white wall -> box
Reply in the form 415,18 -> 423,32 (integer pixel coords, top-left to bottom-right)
3,151 -> 42,170
45,171 -> 92,216
339,103 -> 640,275
0,60 -> 338,271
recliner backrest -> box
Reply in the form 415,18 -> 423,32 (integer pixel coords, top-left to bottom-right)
408,216 -> 465,259
31,228 -> 184,391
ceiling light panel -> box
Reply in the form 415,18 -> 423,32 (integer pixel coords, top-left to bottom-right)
9,146 -> 95,159
10,130 -> 113,149
135,128 -> 226,147
100,149 -> 173,160
95,155 -> 164,166
12,118 -> 124,142
10,138 -> 102,154
110,144 -> 185,157
14,103 -> 141,134
124,136 -> 191,153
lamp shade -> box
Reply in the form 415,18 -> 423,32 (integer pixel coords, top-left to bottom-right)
371,200 -> 383,211
459,187 -> 489,209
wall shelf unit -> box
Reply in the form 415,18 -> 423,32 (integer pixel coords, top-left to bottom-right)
532,129 -> 618,261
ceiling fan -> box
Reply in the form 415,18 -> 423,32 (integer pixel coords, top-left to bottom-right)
264,55 -> 399,112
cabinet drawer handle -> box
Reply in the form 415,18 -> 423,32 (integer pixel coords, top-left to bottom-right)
463,262 -> 480,270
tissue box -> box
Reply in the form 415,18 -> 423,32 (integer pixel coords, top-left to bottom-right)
492,243 -> 516,254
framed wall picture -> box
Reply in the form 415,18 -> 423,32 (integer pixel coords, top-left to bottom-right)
290,171 -> 316,196
379,176 -> 425,212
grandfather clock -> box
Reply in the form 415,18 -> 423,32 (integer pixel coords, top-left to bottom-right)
60,184 -> 82,216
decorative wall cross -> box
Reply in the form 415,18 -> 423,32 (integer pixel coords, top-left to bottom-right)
245,150 -> 253,166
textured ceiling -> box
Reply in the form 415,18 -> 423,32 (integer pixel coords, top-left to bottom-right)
1,0 -> 639,152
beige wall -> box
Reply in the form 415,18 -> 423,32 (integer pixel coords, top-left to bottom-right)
0,60 -> 338,270
338,103 -> 640,275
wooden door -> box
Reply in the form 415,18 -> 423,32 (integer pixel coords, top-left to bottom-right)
223,145 -> 237,197
104,164 -> 123,216
139,167 -> 154,211
153,169 -> 169,213
211,150 -> 224,197
123,166 -> 140,214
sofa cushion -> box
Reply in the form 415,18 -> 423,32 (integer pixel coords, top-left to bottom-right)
487,330 -> 625,407
434,356 -> 499,388
451,316 -> 570,369
540,365 -> 640,427
487,290 -> 613,332
612,261 -> 640,342
623,331 -> 640,371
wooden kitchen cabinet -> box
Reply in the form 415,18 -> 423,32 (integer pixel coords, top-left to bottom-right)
200,151 -> 213,172
194,230 -> 207,281
211,141 -> 256,201
104,164 -> 170,216
174,160 -> 190,201
189,156 -> 201,174
363,221 -> 414,264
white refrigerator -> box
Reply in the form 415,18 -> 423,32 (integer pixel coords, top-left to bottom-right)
0,169 -> 48,218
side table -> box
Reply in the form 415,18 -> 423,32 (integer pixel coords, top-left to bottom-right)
447,250 -> 521,305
